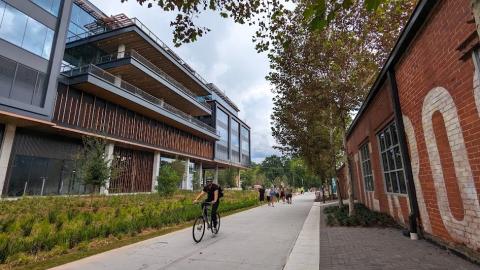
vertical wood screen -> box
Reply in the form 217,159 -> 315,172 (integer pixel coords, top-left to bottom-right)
110,146 -> 154,193
53,85 -> 214,159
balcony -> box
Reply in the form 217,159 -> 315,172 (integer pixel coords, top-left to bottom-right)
61,64 -> 219,139
91,49 -> 211,116
66,15 -> 211,97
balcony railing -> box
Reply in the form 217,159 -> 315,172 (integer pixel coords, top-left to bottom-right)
94,50 -> 212,111
61,64 -> 218,136
66,16 -> 210,86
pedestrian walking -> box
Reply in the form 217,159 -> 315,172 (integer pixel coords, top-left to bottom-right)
280,187 -> 286,203
269,186 -> 277,207
259,185 -> 265,202
286,187 -> 293,204
266,187 -> 272,206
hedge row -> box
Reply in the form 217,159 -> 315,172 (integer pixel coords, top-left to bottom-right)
0,191 -> 260,265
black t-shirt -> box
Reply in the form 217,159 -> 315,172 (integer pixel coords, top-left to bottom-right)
203,183 -> 219,202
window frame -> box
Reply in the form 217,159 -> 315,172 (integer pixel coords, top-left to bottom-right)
377,121 -> 408,195
359,142 -> 374,192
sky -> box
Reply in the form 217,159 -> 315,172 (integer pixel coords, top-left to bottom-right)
89,0 -> 280,163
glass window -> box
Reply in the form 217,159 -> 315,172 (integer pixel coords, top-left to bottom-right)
0,56 -> 16,97
11,64 -> 37,104
215,109 -> 229,161
32,72 -> 47,106
0,2 -> 55,59
67,4 -> 97,39
231,119 -> 240,163
360,143 -> 374,191
0,55 -> 47,107
0,4 -> 28,46
241,126 -> 250,164
22,17 -> 48,56
31,0 -> 61,16
42,29 -> 54,59
378,122 -> 407,194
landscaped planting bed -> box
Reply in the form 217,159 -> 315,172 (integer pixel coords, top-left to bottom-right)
0,191 -> 260,268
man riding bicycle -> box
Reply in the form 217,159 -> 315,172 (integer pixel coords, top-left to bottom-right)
193,178 -> 220,228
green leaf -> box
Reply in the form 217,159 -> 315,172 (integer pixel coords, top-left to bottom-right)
365,0 -> 383,11
342,0 -> 353,9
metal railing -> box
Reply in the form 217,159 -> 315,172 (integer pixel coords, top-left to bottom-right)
94,50 -> 212,110
66,16 -> 210,86
61,64 -> 218,135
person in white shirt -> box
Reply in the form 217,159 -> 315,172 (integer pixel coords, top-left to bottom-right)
265,187 -> 272,206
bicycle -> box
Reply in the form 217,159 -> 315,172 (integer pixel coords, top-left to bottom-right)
192,201 -> 221,243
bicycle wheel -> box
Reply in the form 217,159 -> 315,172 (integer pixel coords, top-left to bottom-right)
212,213 -> 220,234
192,216 -> 205,243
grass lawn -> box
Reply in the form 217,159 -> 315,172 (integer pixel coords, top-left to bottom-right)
0,190 -> 262,269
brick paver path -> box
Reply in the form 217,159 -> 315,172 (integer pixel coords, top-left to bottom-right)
319,204 -> 479,270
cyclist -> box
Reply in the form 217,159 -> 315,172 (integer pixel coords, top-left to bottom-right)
193,178 -> 220,229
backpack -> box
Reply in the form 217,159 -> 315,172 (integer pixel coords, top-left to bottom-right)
218,186 -> 224,198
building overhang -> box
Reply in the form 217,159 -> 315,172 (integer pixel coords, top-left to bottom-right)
96,57 -> 212,116
66,25 -> 212,96
64,73 -> 219,140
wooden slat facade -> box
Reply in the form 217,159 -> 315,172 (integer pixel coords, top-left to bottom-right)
53,85 -> 214,159
110,146 -> 153,193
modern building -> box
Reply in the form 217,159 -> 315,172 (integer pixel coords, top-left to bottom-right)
337,0 -> 480,262
0,0 -> 251,197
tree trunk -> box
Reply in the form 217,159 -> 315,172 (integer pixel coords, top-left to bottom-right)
472,0 -> 480,37
336,178 -> 344,207
342,129 -> 355,216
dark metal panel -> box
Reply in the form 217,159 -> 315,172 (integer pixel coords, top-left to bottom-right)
10,128 -> 82,160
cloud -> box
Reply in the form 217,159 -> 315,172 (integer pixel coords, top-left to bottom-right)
90,0 -> 279,162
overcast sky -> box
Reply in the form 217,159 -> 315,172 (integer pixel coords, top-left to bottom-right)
89,0 -> 280,163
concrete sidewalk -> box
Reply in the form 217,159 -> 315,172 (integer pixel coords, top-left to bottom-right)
283,201 -> 321,270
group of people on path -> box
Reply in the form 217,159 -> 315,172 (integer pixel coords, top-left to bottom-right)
258,185 -> 293,206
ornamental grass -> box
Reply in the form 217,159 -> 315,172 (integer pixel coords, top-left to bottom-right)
0,190 -> 259,266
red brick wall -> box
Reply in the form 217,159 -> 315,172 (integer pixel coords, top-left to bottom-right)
345,0 -> 480,254
344,81 -> 411,224
395,0 -> 480,251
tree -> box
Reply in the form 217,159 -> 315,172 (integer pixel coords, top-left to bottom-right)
129,0 -> 391,51
157,164 -> 181,195
75,136 -> 116,194
218,168 -> 237,188
268,0 -> 415,215
192,168 -> 201,191
260,155 -> 285,182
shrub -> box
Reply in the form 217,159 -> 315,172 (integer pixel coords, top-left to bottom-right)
157,164 -> 181,195
75,136 -> 114,193
0,191 -> 260,266
324,203 -> 397,227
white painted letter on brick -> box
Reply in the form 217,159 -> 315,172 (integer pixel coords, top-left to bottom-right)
422,87 -> 480,248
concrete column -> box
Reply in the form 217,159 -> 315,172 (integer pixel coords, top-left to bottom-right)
198,162 -> 203,187
114,74 -> 122,87
214,165 -> 219,185
0,124 -> 15,196
151,151 -> 161,192
184,158 -> 191,190
237,168 -> 241,188
100,143 -> 115,195
117,44 -> 126,58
